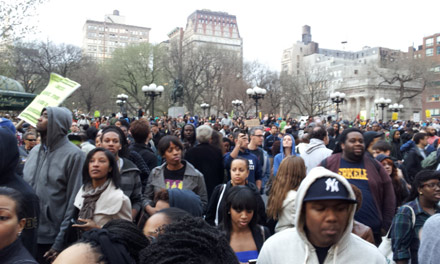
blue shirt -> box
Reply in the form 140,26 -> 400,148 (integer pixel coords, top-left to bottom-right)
338,158 -> 381,233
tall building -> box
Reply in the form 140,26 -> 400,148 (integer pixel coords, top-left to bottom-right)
82,10 -> 150,60
408,33 -> 440,120
281,26 -> 423,120
172,9 -> 243,57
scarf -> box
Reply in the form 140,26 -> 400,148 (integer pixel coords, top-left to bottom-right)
78,179 -> 111,220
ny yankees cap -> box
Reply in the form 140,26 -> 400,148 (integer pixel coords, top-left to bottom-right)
303,177 -> 357,203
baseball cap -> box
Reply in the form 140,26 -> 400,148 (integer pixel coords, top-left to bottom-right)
303,177 -> 357,203
0,118 -> 16,134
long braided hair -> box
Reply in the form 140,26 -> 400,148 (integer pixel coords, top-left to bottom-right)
139,216 -> 239,264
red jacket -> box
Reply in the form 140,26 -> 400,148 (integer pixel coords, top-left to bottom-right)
321,153 -> 396,231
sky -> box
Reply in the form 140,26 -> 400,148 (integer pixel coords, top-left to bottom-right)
29,0 -> 440,71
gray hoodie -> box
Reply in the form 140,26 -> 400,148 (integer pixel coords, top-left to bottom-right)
302,138 -> 333,174
24,107 -> 85,251
258,167 -> 386,264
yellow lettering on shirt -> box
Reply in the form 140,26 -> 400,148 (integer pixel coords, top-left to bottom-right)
338,168 -> 368,180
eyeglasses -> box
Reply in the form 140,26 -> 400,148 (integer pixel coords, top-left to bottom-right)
253,135 -> 264,137
422,182 -> 440,189
25,139 -> 37,141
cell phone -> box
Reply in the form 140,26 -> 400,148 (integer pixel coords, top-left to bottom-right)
71,218 -> 86,225
248,259 -> 257,264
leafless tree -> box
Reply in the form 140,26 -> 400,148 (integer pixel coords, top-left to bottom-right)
68,58 -> 110,114
0,0 -> 45,44
281,65 -> 333,117
105,43 -> 166,115
374,55 -> 435,103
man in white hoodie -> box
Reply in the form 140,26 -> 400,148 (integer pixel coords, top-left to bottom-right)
301,125 -> 333,174
257,167 -> 386,264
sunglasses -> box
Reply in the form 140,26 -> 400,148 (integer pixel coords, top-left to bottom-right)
26,139 -> 37,141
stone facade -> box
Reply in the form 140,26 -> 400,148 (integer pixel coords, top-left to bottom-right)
281,26 -> 423,121
82,10 -> 150,61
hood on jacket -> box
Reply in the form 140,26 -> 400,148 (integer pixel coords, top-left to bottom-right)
304,138 -> 327,154
295,166 -> 357,250
279,133 -> 297,158
389,129 -> 401,144
0,128 -> 19,178
44,107 -> 73,149
168,188 -> 203,217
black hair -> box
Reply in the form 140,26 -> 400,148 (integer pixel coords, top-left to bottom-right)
79,219 -> 149,264
86,126 -> 98,141
333,128 -> 363,154
221,186 -> 258,241
0,187 -> 25,220
181,124 -> 196,143
414,132 -> 427,144
101,126 -> 129,158
139,216 -> 239,264
82,148 -> 121,189
232,129 -> 247,140
117,119 -> 130,129
408,170 -> 440,201
311,125 -> 327,140
156,207 -> 192,225
231,157 -> 249,170
157,135 -> 184,156
372,140 -> 392,152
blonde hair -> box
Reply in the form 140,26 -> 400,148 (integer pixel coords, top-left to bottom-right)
266,156 -> 306,220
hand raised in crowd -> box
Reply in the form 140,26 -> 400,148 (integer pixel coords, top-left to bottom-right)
43,248 -> 59,263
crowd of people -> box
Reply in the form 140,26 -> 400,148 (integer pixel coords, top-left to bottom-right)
0,109 -> 440,264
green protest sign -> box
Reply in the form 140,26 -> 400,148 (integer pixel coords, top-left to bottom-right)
19,73 -> 81,126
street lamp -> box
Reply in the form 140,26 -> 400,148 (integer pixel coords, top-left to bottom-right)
200,103 -> 210,117
330,92 -> 346,120
116,94 -> 128,114
389,103 -> 404,113
142,83 -> 164,118
232,99 -> 243,117
246,86 -> 266,119
374,97 -> 392,121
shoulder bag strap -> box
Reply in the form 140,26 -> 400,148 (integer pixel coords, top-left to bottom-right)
402,205 -> 416,228
215,184 -> 227,226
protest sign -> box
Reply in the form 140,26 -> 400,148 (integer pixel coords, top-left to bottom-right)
19,73 -> 81,127
392,112 -> 398,121
245,119 -> 260,127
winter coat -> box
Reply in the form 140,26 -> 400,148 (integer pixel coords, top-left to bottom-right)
301,138 -> 333,174
119,158 -> 143,213
0,128 -> 39,257
74,180 -> 132,227
0,239 -> 37,264
185,142 -> 225,199
23,107 -> 85,251
143,160 -> 208,211
274,190 -> 297,233
257,167 -> 386,264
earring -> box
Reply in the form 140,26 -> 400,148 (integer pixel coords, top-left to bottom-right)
420,192 -> 423,195
228,211 -> 231,214
17,232 -> 22,237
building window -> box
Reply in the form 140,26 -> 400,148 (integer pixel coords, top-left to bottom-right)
354,70 -> 358,75
437,36 -> 440,44
426,48 -> 434,57
437,46 -> 440,55
426,38 -> 434,47
428,95 -> 440,102
428,109 -> 440,116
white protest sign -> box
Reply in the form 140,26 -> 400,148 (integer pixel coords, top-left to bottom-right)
19,73 -> 81,126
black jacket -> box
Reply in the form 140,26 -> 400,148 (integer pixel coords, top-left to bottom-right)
403,146 -> 426,184
0,239 -> 37,264
0,128 -> 39,258
206,181 -> 266,226
130,142 -> 158,171
185,143 -> 224,199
